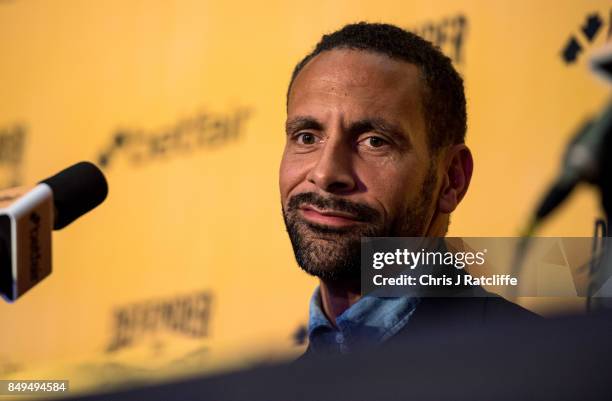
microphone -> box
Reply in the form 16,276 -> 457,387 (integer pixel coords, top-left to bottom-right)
524,42 -> 612,230
532,100 -> 612,226
510,100 -> 612,293
510,46 -> 612,298
0,161 -> 108,302
529,43 -> 612,228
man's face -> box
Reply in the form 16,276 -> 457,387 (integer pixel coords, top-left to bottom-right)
280,49 -> 440,281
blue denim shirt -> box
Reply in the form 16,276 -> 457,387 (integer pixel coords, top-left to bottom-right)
307,288 -> 419,354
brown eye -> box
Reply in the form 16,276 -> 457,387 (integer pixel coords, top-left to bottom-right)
366,136 -> 386,148
297,133 -> 317,145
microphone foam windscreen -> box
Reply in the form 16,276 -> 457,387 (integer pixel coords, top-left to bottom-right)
40,161 -> 109,230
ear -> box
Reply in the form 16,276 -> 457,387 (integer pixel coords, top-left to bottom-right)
437,144 -> 473,214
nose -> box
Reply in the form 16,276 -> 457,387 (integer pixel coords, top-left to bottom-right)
306,136 -> 357,194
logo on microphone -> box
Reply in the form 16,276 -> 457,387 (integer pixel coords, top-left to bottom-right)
28,212 -> 42,282
0,123 -> 26,189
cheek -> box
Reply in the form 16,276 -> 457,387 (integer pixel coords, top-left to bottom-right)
357,160 -> 424,217
370,180 -> 406,218
279,151 -> 307,204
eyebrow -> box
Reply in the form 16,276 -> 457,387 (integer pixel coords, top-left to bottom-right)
285,116 -> 322,135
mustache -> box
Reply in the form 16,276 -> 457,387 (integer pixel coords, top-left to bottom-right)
286,192 -> 381,223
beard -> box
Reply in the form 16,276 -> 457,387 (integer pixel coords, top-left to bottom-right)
282,166 -> 438,282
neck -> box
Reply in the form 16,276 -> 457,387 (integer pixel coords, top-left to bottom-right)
319,278 -> 361,326
425,209 -> 449,237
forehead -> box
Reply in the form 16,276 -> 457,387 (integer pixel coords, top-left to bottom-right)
287,49 -> 426,142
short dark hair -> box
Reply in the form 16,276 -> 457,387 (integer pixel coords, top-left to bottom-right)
288,22 -> 466,152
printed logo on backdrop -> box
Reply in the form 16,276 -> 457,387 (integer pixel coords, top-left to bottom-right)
561,9 -> 611,64
106,291 -> 213,354
97,108 -> 252,169
409,14 -> 468,67
0,124 -> 26,188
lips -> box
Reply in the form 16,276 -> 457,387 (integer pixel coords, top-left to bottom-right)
299,205 -> 362,227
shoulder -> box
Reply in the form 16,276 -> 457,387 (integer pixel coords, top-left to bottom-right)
479,293 -> 541,321
397,289 -> 541,338
462,286 -> 541,322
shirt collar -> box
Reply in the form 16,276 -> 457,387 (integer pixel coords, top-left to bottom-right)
307,287 -> 418,353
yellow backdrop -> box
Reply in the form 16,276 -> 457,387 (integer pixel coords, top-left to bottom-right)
0,0 -> 610,395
